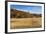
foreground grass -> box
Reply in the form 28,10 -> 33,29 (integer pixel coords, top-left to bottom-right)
10,18 -> 42,29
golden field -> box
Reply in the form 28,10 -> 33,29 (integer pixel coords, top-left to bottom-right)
10,18 -> 42,29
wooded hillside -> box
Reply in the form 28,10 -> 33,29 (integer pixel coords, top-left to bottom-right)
10,9 -> 41,18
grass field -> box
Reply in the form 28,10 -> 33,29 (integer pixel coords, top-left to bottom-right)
10,18 -> 42,29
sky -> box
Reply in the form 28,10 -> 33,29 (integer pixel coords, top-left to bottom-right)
10,5 -> 42,14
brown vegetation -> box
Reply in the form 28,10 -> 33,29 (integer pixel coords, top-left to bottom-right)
10,18 -> 42,29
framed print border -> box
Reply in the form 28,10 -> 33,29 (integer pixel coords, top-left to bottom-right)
5,1 -> 45,33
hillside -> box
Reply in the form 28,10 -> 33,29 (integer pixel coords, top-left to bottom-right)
10,9 -> 42,29
10,9 -> 41,18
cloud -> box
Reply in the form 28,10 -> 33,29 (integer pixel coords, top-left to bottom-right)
16,9 -> 32,13
15,8 -> 41,14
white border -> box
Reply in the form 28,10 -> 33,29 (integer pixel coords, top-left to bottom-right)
7,2 -> 44,32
